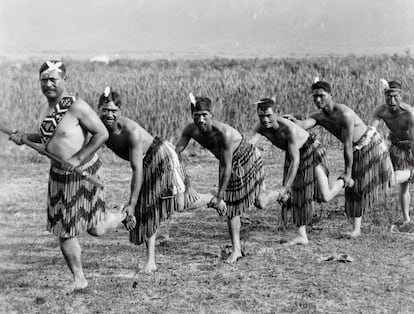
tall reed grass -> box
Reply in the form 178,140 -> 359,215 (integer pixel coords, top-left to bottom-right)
1,55 -> 413,150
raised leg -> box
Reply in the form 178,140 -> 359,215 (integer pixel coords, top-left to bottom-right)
314,165 -> 348,202
88,208 -> 126,236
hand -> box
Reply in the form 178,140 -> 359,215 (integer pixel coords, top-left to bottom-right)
123,203 -> 135,217
60,157 -> 81,172
9,130 -> 24,145
207,196 -> 227,216
121,203 -> 137,231
277,189 -> 290,205
340,173 -> 354,188
281,114 -> 296,122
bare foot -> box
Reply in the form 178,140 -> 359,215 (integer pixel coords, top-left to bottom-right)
141,262 -> 157,274
343,230 -> 361,239
65,279 -> 88,294
186,193 -> 212,210
225,251 -> 244,264
254,193 -> 268,209
347,178 -> 355,188
284,236 -> 309,246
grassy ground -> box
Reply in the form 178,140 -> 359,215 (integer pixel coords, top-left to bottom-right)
1,145 -> 414,314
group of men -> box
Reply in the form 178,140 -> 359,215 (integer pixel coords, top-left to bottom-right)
8,60 -> 414,292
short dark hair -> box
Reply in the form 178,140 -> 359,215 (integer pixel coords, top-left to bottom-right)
98,91 -> 122,108
311,81 -> 331,93
256,98 -> 275,110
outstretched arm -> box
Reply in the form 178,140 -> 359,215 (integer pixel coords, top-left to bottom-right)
175,124 -> 193,154
341,111 -> 354,181
249,123 -> 262,145
370,106 -> 383,129
279,128 -> 300,201
208,134 -> 233,215
124,130 -> 144,216
283,114 -> 318,130
407,111 -> 414,158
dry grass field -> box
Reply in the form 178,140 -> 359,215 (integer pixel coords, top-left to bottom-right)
1,56 -> 414,313
1,144 -> 414,314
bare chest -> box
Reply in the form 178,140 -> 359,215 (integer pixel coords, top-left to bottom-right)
106,135 -> 130,160
194,133 -> 223,158
383,114 -> 409,138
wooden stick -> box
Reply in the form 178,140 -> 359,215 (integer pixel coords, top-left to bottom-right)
0,125 -> 104,189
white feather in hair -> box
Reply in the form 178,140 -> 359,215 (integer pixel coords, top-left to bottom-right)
189,93 -> 196,104
380,79 -> 389,92
104,86 -> 110,97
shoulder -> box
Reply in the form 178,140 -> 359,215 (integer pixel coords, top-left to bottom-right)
216,120 -> 240,137
400,103 -> 414,113
310,111 -> 323,121
337,103 -> 356,118
253,122 -> 263,134
69,97 -> 93,114
373,104 -> 387,116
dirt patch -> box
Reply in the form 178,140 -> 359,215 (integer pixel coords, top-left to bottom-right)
1,149 -> 414,313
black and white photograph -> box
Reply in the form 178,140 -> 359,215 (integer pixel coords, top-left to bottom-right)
1,0 -> 414,313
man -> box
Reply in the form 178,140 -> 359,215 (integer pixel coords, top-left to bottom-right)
97,87 -> 210,273
285,80 -> 393,238
9,61 -> 124,292
371,80 -> 414,227
176,95 -> 276,263
251,98 -> 353,245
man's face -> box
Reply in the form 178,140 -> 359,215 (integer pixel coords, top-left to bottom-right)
193,110 -> 212,133
99,101 -> 120,128
385,90 -> 402,112
312,89 -> 331,111
39,70 -> 66,100
257,107 -> 274,128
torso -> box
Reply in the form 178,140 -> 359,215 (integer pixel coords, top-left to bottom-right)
41,100 -> 88,161
258,117 -> 309,151
313,103 -> 368,143
189,121 -> 242,159
105,117 -> 153,161
377,103 -> 414,140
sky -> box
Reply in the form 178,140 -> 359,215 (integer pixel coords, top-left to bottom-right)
1,0 -> 414,60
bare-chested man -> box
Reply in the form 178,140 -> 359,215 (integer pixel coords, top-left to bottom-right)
9,61 -> 124,292
251,98 -> 353,245
285,80 -> 393,238
97,88 -> 210,273
176,95 -> 277,263
371,80 -> 414,227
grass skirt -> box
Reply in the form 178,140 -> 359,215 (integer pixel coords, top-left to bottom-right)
283,134 -> 329,227
130,137 -> 195,245
224,138 -> 264,218
47,154 -> 105,238
388,133 -> 414,171
345,127 -> 393,218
